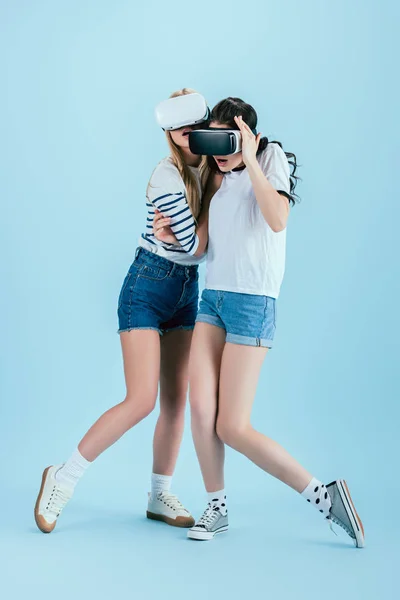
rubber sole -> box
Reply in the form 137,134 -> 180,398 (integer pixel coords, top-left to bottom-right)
146,511 -> 195,528
187,526 -> 229,541
337,479 -> 365,548
34,466 -> 55,534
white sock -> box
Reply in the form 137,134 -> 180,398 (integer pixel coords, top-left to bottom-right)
301,477 -> 332,518
55,448 -> 91,489
207,489 -> 227,515
151,473 -> 172,498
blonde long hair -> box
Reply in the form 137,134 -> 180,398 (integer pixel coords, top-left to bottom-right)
165,88 -> 210,220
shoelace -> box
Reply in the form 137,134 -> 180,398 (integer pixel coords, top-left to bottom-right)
157,492 -> 188,513
196,504 -> 220,528
46,485 -> 72,518
328,514 -> 354,539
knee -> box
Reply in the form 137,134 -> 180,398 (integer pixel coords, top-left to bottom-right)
159,394 -> 187,426
189,395 -> 217,430
216,419 -> 249,449
124,393 -> 156,423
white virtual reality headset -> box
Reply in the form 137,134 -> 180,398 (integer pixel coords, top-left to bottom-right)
155,93 -> 210,131
189,128 -> 243,155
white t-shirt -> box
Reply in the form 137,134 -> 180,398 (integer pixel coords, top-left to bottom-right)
205,143 -> 291,298
139,157 -> 205,266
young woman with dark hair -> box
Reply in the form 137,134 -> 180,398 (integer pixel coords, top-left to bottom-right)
154,97 -> 365,547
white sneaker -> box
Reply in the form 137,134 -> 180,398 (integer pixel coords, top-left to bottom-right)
34,466 -> 73,533
146,491 -> 195,528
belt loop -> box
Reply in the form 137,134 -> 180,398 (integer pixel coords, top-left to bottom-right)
135,247 -> 140,259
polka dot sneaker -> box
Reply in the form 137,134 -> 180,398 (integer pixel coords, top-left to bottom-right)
146,491 -> 195,528
34,465 -> 74,533
187,503 -> 229,541
326,480 -> 365,548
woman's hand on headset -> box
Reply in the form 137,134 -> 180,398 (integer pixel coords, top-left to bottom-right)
153,210 -> 179,245
234,115 -> 261,167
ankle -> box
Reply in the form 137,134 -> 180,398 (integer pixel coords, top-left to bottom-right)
207,489 -> 227,515
55,448 -> 91,489
301,477 -> 332,517
151,473 -> 172,498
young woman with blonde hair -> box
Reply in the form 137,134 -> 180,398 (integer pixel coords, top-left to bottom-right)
34,88 -> 216,533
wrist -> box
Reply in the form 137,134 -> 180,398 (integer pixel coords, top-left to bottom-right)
246,156 -> 261,173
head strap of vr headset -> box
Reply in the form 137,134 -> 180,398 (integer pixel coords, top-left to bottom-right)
164,106 -> 211,131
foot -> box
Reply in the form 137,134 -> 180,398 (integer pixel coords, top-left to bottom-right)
187,503 -> 229,541
326,479 -> 365,548
146,491 -> 195,528
34,466 -> 74,533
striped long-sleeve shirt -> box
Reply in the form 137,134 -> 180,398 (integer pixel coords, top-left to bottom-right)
139,157 -> 205,265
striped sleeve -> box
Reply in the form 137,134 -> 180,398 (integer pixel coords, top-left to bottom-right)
146,168 -> 199,256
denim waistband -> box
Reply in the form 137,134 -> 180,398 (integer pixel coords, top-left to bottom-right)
134,247 -> 198,277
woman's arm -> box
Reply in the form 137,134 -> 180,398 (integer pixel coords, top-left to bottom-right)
246,160 -> 289,233
150,191 -> 199,254
235,116 -> 289,233
153,171 -> 223,255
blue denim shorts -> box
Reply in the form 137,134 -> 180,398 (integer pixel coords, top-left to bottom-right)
196,289 -> 276,348
117,248 -> 199,335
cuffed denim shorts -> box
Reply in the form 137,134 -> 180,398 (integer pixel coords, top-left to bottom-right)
196,288 -> 277,348
117,247 -> 199,335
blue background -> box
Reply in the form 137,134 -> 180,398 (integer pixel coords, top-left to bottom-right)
1,1 -> 398,598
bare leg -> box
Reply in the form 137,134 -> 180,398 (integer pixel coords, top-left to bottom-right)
152,329 -> 193,475
78,330 -> 160,462
216,343 -> 312,493
189,323 -> 226,493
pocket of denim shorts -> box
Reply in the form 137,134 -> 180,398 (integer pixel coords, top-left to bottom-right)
138,263 -> 169,281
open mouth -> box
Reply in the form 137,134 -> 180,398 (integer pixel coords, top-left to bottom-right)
215,158 -> 228,167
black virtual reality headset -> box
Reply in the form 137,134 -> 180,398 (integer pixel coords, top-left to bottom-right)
155,93 -> 210,131
188,129 -> 243,156
189,124 -> 258,156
